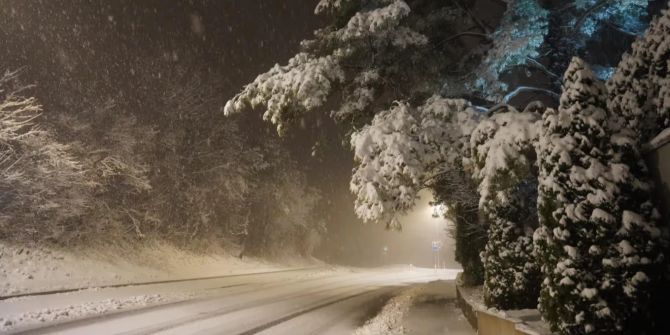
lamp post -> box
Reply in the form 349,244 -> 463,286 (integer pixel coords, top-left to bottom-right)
431,203 -> 447,270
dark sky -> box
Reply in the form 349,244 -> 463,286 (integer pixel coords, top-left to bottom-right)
0,0 -> 457,267
0,0 -> 323,108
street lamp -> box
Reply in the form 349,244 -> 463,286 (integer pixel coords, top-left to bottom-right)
431,203 -> 447,218
430,203 -> 448,270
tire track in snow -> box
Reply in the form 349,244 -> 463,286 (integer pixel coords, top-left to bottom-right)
0,267 -> 320,301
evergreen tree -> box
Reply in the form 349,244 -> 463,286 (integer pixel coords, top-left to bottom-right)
608,6 -> 670,144
544,0 -> 650,84
471,108 -> 542,308
607,9 -> 670,332
536,57 -> 663,334
536,57 -> 613,334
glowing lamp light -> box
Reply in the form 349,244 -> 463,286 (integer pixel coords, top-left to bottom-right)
431,203 -> 447,218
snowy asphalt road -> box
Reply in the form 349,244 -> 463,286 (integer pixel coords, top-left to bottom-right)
1,267 -> 458,335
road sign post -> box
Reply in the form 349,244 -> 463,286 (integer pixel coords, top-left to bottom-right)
431,241 -> 441,270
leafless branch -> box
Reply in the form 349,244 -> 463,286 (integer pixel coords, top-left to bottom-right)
502,86 -> 560,104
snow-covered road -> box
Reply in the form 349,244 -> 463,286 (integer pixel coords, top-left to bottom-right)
1,267 -> 459,335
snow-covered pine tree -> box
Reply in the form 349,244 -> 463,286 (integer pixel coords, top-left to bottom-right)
607,6 -> 670,143
470,108 -> 542,309
607,9 -> 670,332
536,57 -> 664,334
536,57 -> 613,334
534,58 -> 615,334
224,0 -> 554,135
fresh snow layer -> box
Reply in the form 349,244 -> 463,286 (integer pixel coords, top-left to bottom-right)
354,279 -> 467,335
0,266 -> 457,334
0,293 -> 183,331
648,127 -> 670,149
0,241 -> 298,297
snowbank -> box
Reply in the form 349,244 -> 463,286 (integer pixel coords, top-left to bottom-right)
353,279 -> 461,335
0,241 -> 304,297
0,293 -> 182,332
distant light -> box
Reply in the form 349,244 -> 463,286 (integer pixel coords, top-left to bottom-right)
432,204 -> 447,218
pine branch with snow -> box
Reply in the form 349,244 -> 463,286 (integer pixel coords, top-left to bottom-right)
349,96 -> 479,228
470,0 -> 549,101
607,6 -> 670,144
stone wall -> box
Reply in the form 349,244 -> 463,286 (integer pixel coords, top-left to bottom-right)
646,133 -> 670,227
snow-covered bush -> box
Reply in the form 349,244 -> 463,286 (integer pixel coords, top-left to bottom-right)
471,107 -> 542,309
536,57 -> 664,334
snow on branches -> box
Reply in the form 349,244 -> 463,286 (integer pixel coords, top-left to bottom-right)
226,1 -> 474,133
315,0 -> 352,15
536,57 -> 664,335
0,70 -> 90,240
536,57 -> 616,334
473,0 -> 548,100
608,6 -> 670,144
349,96 -> 478,227
574,0 -> 649,37
224,53 -> 344,135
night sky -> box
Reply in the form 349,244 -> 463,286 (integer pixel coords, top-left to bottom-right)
1,1 -> 325,114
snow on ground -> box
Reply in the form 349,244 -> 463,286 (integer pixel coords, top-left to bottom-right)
353,285 -> 420,335
353,276 -> 473,335
0,267 -> 456,334
457,284 -> 486,312
0,241 -> 309,297
0,293 -> 185,331
403,299 -> 474,335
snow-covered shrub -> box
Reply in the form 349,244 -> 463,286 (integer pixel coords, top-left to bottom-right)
536,57 -> 665,334
471,107 -> 542,309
